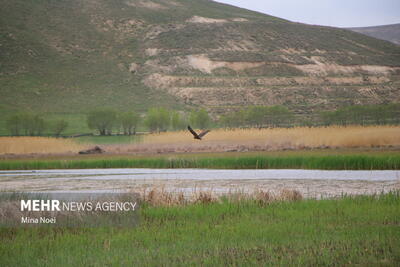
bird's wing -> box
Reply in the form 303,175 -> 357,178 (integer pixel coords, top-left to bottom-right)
187,125 -> 199,138
198,130 -> 210,138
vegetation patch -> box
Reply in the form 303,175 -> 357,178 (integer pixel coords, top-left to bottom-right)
1,153 -> 399,170
136,126 -> 400,153
0,137 -> 85,155
0,192 -> 399,266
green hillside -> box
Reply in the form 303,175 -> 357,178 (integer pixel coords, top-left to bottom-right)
1,0 -> 400,131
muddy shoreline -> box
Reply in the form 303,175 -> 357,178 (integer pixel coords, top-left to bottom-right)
2,169 -> 399,199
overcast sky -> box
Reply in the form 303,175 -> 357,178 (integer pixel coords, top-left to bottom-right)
214,0 -> 400,28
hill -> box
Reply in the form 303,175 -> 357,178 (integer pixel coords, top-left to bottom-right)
347,23 -> 400,45
1,0 -> 400,128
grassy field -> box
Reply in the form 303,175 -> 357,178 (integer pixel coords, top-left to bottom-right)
1,152 -> 399,170
0,192 -> 399,266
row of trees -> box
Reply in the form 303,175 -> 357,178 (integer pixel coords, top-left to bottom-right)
320,104 -> 400,126
87,108 -> 211,135
5,104 -> 400,136
4,108 -> 212,136
87,110 -> 140,136
220,106 -> 294,128
6,113 -> 68,136
220,104 -> 400,128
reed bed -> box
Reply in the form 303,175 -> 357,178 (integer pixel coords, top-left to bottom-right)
1,154 -> 399,170
117,126 -> 400,154
0,137 -> 85,155
1,126 -> 399,156
138,187 -> 303,207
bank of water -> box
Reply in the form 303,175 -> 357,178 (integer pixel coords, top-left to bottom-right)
1,169 -> 399,198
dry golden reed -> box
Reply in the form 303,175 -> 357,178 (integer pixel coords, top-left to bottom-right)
138,187 -> 303,207
0,137 -> 85,155
140,126 -> 400,151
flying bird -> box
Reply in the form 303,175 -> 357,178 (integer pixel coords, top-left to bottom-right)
187,125 -> 210,140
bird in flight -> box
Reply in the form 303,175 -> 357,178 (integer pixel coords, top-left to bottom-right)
187,125 -> 210,140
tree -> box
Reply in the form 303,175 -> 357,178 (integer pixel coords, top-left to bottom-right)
53,120 -> 69,137
87,109 -> 117,135
318,104 -> 400,126
6,113 -> 48,136
6,113 -> 24,136
267,105 -> 294,127
170,111 -> 186,131
387,103 -> 400,124
220,110 -> 246,128
320,111 -> 334,126
119,112 -> 140,135
20,113 -> 34,135
220,113 -> 236,128
144,108 -> 170,133
189,109 -> 211,129
220,105 -> 294,128
32,115 -> 46,136
244,106 -> 269,128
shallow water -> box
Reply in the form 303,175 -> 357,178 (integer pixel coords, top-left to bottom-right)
1,169 -> 399,198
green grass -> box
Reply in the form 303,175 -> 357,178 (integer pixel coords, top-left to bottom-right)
1,192 -> 399,266
1,154 -> 399,170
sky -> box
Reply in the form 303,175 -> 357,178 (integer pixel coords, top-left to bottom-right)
214,0 -> 400,28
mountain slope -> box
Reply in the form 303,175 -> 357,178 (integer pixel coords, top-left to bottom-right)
347,23 -> 400,45
1,0 -> 400,118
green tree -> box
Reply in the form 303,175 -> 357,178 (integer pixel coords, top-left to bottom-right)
87,109 -> 117,135
319,104 -> 400,126
53,119 -> 69,137
221,105 -> 294,128
145,108 -> 170,133
170,111 -> 186,131
220,113 -> 236,128
387,103 -> 400,124
220,110 -> 246,128
244,106 -> 269,128
20,113 -> 34,135
189,109 -> 211,129
6,113 -> 24,136
267,105 -> 294,127
12,113 -> 47,136
32,115 -> 46,136
119,112 -> 140,135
